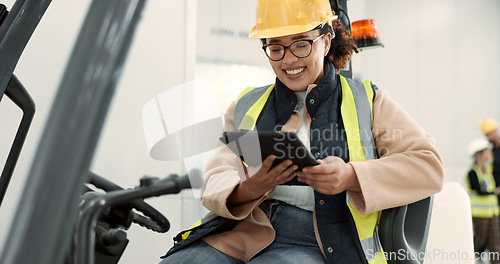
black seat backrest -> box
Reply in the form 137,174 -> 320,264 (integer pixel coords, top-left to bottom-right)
379,196 -> 433,264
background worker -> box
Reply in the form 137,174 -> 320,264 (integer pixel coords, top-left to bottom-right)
159,0 -> 444,263
466,138 -> 500,263
482,118 -> 500,191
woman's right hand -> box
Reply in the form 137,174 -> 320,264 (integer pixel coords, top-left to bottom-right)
227,155 -> 298,206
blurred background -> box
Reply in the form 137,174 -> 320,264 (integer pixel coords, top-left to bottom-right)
0,0 -> 498,263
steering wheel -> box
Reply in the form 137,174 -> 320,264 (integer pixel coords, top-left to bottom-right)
85,171 -> 170,233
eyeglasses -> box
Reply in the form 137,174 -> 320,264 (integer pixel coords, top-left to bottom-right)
262,34 -> 324,61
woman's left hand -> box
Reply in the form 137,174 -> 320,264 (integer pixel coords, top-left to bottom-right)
297,156 -> 361,195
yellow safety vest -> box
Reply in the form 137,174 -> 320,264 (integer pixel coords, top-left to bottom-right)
234,75 -> 386,264
467,164 -> 500,218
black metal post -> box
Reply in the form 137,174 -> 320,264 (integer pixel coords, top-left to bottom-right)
330,0 -> 350,30
0,0 -> 47,207
330,0 -> 353,78
0,0 -> 52,101
0,75 -> 35,206
0,0 -> 146,263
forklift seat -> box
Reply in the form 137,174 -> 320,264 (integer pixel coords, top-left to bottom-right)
379,183 -> 475,264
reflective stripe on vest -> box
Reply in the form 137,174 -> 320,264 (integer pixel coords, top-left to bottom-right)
181,219 -> 202,240
234,84 -> 275,131
468,164 -> 500,218
178,212 -> 220,240
234,76 -> 387,264
339,76 -> 377,161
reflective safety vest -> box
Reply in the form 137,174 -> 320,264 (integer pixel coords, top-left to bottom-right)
234,75 -> 387,264
467,164 -> 500,218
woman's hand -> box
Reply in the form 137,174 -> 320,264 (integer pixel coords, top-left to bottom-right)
227,155 -> 298,206
297,156 -> 361,195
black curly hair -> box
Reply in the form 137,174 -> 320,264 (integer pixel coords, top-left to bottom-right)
326,19 -> 358,73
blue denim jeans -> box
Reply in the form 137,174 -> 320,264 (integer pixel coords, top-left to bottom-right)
159,200 -> 326,264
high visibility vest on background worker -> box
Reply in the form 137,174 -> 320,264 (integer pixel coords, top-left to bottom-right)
467,164 -> 500,218
234,75 -> 386,264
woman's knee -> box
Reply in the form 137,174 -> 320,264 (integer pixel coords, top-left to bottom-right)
159,240 -> 243,264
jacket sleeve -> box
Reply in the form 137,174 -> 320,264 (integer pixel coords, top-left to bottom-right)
348,89 -> 445,215
200,101 -> 273,220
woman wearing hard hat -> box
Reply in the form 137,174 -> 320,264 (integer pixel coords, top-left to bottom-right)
466,138 -> 500,262
160,0 -> 444,263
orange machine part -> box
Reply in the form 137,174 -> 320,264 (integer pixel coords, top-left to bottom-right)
352,19 -> 380,40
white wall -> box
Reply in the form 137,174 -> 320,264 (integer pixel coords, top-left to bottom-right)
195,0 -> 274,111
348,0 -> 500,187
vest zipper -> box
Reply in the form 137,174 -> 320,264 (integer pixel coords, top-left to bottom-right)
348,211 -> 369,264
312,206 -> 327,259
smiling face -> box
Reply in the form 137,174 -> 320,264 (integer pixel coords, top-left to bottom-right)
265,30 -> 331,92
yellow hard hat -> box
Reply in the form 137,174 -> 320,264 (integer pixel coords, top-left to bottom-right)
481,118 -> 499,134
249,0 -> 338,39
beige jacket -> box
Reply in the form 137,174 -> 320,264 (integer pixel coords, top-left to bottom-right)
200,89 -> 445,262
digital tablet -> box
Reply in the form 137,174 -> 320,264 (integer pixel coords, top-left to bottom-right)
219,131 -> 318,185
